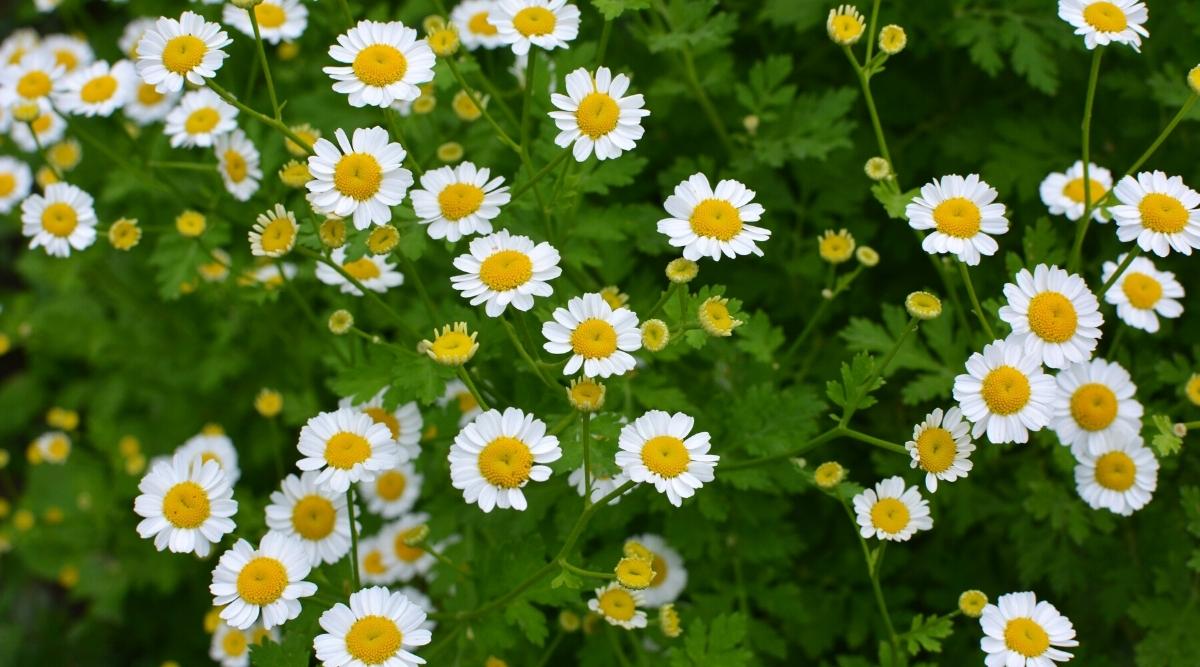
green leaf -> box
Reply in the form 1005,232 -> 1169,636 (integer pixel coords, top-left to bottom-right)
1023,217 -> 1066,268
1150,414 -> 1183,457
871,183 -> 918,220
504,599 -> 550,646
826,352 -> 879,410
901,613 -> 955,655
670,613 -> 753,667
591,0 -> 650,19
734,310 -> 784,364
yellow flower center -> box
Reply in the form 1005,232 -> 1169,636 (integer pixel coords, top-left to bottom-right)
570,318 -> 618,359
162,481 -> 210,529
0,173 -> 14,196
185,108 -> 221,135
364,407 -> 401,440
701,299 -> 735,333
352,44 -> 408,87
54,49 -> 78,71
1027,291 -> 1078,343
575,92 -> 620,139
915,427 -> 957,473
1061,177 -> 1107,205
1070,383 -> 1118,432
393,526 -> 426,562
650,553 -> 668,587
260,217 -> 296,253
1138,193 -> 1188,233
137,82 -> 165,105
1083,1 -> 1128,32
42,203 -> 78,237
345,615 -> 403,665
479,250 -> 533,291
254,3 -> 287,29
79,75 -> 118,104
363,550 -> 388,575
31,114 -> 53,134
870,497 -> 910,534
343,257 -> 382,281
457,391 -> 478,414
223,149 -> 248,183
478,436 -> 534,488
291,495 -> 336,540
47,436 -> 69,459
1004,617 -> 1050,658
437,182 -> 486,220
324,432 -> 372,469
374,470 -> 407,501
222,628 -> 248,657
430,330 -> 475,360
616,557 -> 654,588
17,70 -> 52,99
932,197 -> 981,238
469,11 -> 498,36
641,435 -> 689,478
162,35 -> 208,75
569,381 -> 603,407
176,211 -> 206,236
1094,451 -> 1136,491
333,153 -> 383,201
598,588 -> 636,622
830,15 -> 864,42
981,365 -> 1032,415
689,199 -> 742,240
236,557 -> 289,606
513,7 -> 557,37
1121,272 -> 1162,309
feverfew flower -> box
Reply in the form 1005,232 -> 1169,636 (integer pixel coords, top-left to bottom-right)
136,11 -> 232,92
324,20 -> 435,108
0,51 -> 63,113
210,532 -> 317,629
214,129 -> 262,201
249,204 -> 298,257
492,0 -> 581,56
306,127 -> 414,229
338,389 -> 423,460
358,461 -> 422,519
542,292 -> 642,378
452,0 -> 506,50
1051,358 -> 1142,456
223,1 -> 308,44
264,471 -> 354,567
1101,253 -> 1184,333
625,534 -> 687,608
615,410 -> 717,507
315,248 -> 405,296
1073,436 -> 1158,516
905,174 -> 1008,266
1108,171 -> 1200,257
997,264 -> 1103,369
589,583 -> 648,630
449,407 -> 562,512
1058,0 -> 1148,52
852,476 -> 933,542
54,59 -> 137,117
549,66 -> 649,162
0,156 -> 33,214
905,407 -> 975,492
450,229 -> 562,317
657,173 -> 770,261
313,587 -> 432,667
164,88 -> 238,148
134,452 -> 237,557
20,182 -> 98,258
410,162 -> 510,241
953,338 -> 1059,444
296,407 -> 405,493
979,592 -> 1077,666
1039,161 -> 1112,222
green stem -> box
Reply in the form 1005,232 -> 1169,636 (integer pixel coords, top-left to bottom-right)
957,262 -> 996,340
548,411 -> 575,436
581,411 -> 593,506
1096,246 -> 1142,297
644,283 -> 680,321
559,559 -> 613,580
839,495 -> 899,666
864,0 -> 882,62
1069,48 -> 1104,272
444,56 -> 520,152
298,247 -> 419,342
595,19 -> 613,66
399,252 -> 439,320
840,316 -> 919,426
607,626 -> 634,667
721,427 -> 841,472
247,6 -> 282,120
337,0 -> 354,28
534,632 -> 565,667
679,48 -> 733,154
146,160 -> 216,172
520,50 -> 537,153
346,487 -> 360,590
207,80 -> 314,155
27,122 -> 63,180
455,366 -> 492,412
844,46 -> 892,166
383,108 -> 424,176
501,315 -> 558,389
511,151 -> 569,201
840,428 -> 908,455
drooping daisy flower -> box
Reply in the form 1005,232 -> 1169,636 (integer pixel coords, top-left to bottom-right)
339,389 -> 423,461
549,66 -> 649,162
852,476 -> 933,542
625,534 -> 687,608
359,461 -> 422,519
905,174 -> 1009,266
296,407 -> 404,493
249,204 -> 298,257
223,0 -> 308,44
998,264 -> 1103,369
315,247 -> 405,296
324,20 -> 436,108
211,532 -> 317,629
134,452 -> 237,557
953,338 -> 1059,444
410,162 -> 510,241
33,431 -> 71,464
313,586 -> 432,667
542,292 -> 642,378
439,379 -> 484,426
265,471 -> 354,567
214,129 -> 262,201
492,0 -> 581,56
1101,253 -> 1184,333
0,51 -> 63,112
0,156 -> 32,214
1039,161 -> 1112,222
1073,436 -> 1158,516
124,80 -> 180,125
657,173 -> 770,261
42,34 -> 93,72
178,431 -> 242,485
164,88 -> 238,148
615,410 -> 718,507
306,127 -> 413,229
453,0 -> 506,50
119,17 -> 157,59
588,583 -> 648,630
450,408 -> 563,512
1109,171 -> 1200,257
379,512 -> 438,582
210,621 -> 277,667
136,11 -> 232,92
450,229 -> 562,317
9,109 -> 67,153
569,467 -> 630,506
53,59 -> 137,117
20,182 -> 98,258
1052,358 -> 1143,456
979,591 -> 1077,666
904,407 -> 975,492
1058,0 -> 1148,51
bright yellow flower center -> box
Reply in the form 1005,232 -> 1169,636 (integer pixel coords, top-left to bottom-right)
47,436 -> 70,460
915,427 -> 957,473
393,526 -> 426,562
478,436 -> 533,488
479,250 -> 533,291
324,432 -> 372,469
363,550 -> 388,575
1138,193 -> 1188,233
345,615 -> 403,665
343,257 -> 381,281
177,211 -> 206,237
260,217 -> 296,253
598,588 -> 636,622
0,174 -> 13,196
932,197 -> 981,238
222,628 -> 248,657
981,365 -> 1031,415
571,318 -> 618,359
41,203 -> 78,237
255,3 -> 287,29
162,35 -> 208,75
457,391 -> 478,414
31,114 -> 53,134
291,495 -> 336,540
438,182 -> 486,220
185,108 -> 221,134
1083,1 -> 1128,32
353,44 -> 408,87
1121,272 -> 1162,309
162,481 -> 210,529
17,70 -> 52,99
364,407 -> 401,440
1004,617 -> 1050,658
137,82 -> 165,105
54,49 -> 78,71
689,199 -> 742,240
223,149 -> 248,182
701,299 -> 735,334
641,435 -> 689,478
469,11 -> 498,36
374,470 -> 407,501
80,75 -> 118,104
615,557 -> 654,588
1027,291 -> 1078,343
513,7 -> 557,37
650,553 -> 668,587
829,15 -> 864,42
870,498 -> 910,534
333,153 -> 383,200
575,92 -> 620,139
236,557 -> 289,606
429,330 -> 475,361
1070,383 -> 1118,431
1094,451 -> 1136,491
1062,177 -> 1106,204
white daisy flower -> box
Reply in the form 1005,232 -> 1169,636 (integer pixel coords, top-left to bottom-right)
265,471 -> 355,567
549,66 -> 649,162
852,476 -> 933,542
0,50 -> 63,112
542,292 -> 642,378
53,59 -> 137,117
410,162 -> 510,242
1108,171 -> 1200,257
438,379 -> 484,426
249,262 -> 297,289
905,174 -> 1009,266
339,389 -> 423,460
1052,358 -> 1142,456
357,535 -> 394,585
136,11 -> 232,93
223,0 -> 308,45
615,410 -> 718,507
998,264 -> 1104,369
625,534 -> 687,608
0,156 -> 33,214
20,182 -> 98,258
904,407 -> 975,492
214,128 -> 262,201
1073,436 -> 1158,516
0,29 -> 39,67
133,452 -> 237,557
453,0 -> 506,50
42,34 -> 93,73
249,204 -> 298,258
656,173 -> 770,262
296,407 -> 405,493
450,229 -> 562,317
306,126 -> 413,229
178,431 -> 242,485
492,0 -> 580,55
1101,253 -> 1184,333
1058,0 -> 1148,51
315,247 -> 405,296
953,338 -> 1059,444
210,621 -> 278,667
568,466 -> 630,506
33,431 -> 71,463
9,109 -> 67,153
313,586 -> 432,667
1039,160 -> 1112,222
449,407 -> 562,512
210,532 -> 318,630
164,88 -> 237,148
324,20 -> 435,108
980,591 -> 1078,666
378,512 -> 438,582
588,582 -> 648,630
119,17 -> 158,59
359,461 -> 423,519
124,80 -> 180,125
